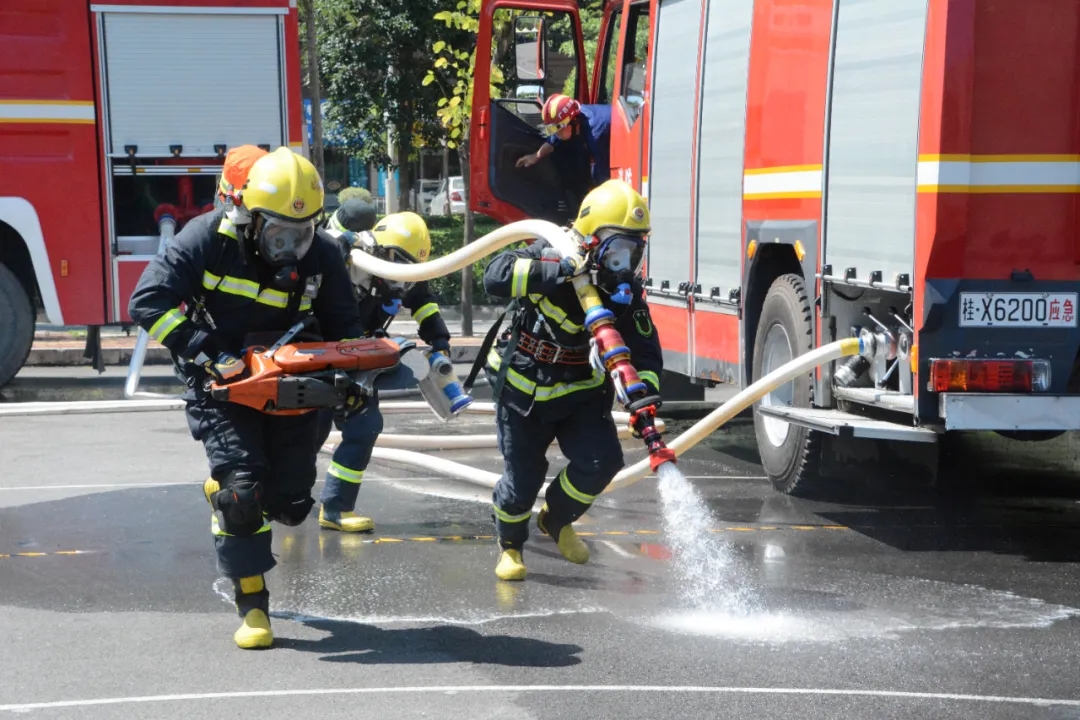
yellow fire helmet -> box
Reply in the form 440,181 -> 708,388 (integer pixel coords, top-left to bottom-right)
571,179 -> 651,248
241,147 -> 324,223
371,211 -> 431,263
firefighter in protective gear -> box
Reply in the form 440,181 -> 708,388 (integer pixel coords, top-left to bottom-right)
314,211 -> 457,533
516,94 -> 612,188
129,147 -> 367,649
481,179 -> 662,581
322,196 -> 378,236
215,144 -> 268,220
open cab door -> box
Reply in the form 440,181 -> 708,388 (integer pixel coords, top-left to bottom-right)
470,0 -> 590,225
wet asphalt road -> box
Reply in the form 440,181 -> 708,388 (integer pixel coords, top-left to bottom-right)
2,402 -> 1080,718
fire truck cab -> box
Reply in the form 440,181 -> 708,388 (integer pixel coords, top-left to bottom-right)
470,0 -> 1080,495
0,1 -> 305,387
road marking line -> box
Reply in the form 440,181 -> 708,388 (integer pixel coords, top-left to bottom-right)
1,685 -> 1076,712
0,476 -> 464,491
0,550 -> 93,560
0,482 -> 192,491
0,523 -> 854,558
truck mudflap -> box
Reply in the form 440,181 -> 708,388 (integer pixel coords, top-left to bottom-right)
938,394 -> 1080,432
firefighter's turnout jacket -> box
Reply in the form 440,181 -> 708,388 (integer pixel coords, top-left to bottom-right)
483,238 -> 662,414
129,209 -> 366,397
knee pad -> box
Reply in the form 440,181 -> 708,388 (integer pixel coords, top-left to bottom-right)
267,493 -> 315,527
209,469 -> 267,537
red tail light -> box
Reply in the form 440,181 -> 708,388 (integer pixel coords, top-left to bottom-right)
450,191 -> 463,202
930,359 -> 1050,393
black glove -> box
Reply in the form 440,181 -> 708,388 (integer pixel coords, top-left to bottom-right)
558,254 -> 586,279
203,351 -> 245,384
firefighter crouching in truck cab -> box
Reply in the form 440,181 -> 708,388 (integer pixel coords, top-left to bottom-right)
314,211 -> 461,533
482,179 -> 662,581
516,94 -> 611,188
128,147 -> 367,649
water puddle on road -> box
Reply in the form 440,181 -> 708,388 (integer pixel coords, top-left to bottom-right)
646,463 -> 1080,644
648,576 -> 1080,643
206,463 -> 1080,643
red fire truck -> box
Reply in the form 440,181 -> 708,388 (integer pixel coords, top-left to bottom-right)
470,0 -> 1080,494
0,0 -> 305,386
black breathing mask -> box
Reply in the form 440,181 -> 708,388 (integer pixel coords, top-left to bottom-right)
594,234 -> 646,305
363,244 -> 416,315
254,214 -> 315,267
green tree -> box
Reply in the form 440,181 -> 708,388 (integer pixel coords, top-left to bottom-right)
423,0 -> 505,334
316,0 -> 447,211
558,0 -> 603,96
336,186 -> 373,203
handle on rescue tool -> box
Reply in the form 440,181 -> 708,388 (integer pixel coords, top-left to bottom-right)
261,316 -> 315,359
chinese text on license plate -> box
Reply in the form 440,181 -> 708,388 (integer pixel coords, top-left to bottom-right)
959,293 -> 1078,328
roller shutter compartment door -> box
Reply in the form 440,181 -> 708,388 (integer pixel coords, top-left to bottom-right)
103,12 -> 284,156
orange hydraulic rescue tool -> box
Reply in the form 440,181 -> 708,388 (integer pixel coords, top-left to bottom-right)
209,318 -> 403,415
573,276 -> 676,471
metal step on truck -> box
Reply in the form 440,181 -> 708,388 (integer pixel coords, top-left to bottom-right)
467,0 -> 1080,494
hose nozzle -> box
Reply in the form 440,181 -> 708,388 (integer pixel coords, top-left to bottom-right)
629,398 -> 676,471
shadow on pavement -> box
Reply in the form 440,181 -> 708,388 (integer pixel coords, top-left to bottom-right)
274,614 -> 583,667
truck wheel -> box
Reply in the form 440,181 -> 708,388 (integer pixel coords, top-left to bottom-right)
0,262 -> 34,388
751,273 -> 823,495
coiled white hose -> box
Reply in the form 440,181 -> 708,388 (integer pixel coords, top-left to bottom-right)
112,215 -> 864,493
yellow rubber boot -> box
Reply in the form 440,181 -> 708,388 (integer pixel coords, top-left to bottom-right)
319,506 -> 375,533
233,575 -> 273,650
495,549 -> 527,581
235,609 -> 273,649
538,506 -> 590,565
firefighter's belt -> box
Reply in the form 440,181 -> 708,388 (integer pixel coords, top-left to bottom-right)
516,332 -> 589,365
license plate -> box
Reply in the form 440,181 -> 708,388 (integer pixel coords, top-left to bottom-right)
959,292 -> 1078,328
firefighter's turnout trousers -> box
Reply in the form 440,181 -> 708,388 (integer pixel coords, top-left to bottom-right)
492,387 -> 624,549
187,398 -> 322,578
314,395 -> 384,512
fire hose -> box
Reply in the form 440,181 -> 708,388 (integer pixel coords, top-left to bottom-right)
121,217 -> 866,490
348,338 -> 861,495
343,220 -> 866,489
